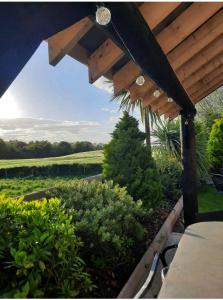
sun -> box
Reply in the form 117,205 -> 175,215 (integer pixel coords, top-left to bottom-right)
0,91 -> 22,119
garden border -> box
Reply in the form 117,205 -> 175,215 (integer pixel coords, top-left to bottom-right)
118,196 -> 183,298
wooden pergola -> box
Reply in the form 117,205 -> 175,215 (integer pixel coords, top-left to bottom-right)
0,2 -> 223,226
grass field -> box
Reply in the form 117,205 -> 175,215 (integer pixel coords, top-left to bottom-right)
198,185 -> 223,213
0,150 -> 103,169
0,176 -> 87,197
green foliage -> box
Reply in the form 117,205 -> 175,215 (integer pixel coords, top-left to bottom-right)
152,118 -> 209,180
196,87 -> 223,134
49,179 -> 146,296
103,112 -> 163,209
207,115 -> 223,172
0,196 -> 93,298
155,152 -> 182,201
0,139 -> 103,159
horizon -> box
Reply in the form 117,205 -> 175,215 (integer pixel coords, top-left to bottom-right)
0,41 -> 135,144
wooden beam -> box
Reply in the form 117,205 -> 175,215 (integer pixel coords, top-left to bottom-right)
106,3 -> 196,113
113,3 -> 223,94
47,17 -> 93,66
88,39 -> 124,83
180,111 -> 198,226
129,76 -> 154,101
68,44 -> 90,65
88,2 -> 181,84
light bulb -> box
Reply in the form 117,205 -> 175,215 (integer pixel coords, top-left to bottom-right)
96,7 -> 111,26
153,89 -> 161,98
185,120 -> 189,125
167,97 -> 173,103
136,75 -> 145,86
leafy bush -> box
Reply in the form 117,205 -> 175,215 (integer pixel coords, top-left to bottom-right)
155,152 -> 182,201
208,115 -> 223,172
49,179 -> 146,297
103,111 -> 163,209
0,196 -> 93,298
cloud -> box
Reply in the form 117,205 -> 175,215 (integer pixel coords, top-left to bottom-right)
0,117 -> 111,143
101,107 -> 118,114
93,76 -> 114,94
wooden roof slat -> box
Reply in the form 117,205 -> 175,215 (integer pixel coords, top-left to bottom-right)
156,2 -> 222,54
182,52 -> 223,88
88,2 -> 181,84
47,17 -> 93,66
175,34 -> 223,82
142,34 -> 223,111
152,51 -> 223,112
164,73 -> 223,118
113,3 -> 222,95
167,9 -> 223,69
88,39 -> 124,83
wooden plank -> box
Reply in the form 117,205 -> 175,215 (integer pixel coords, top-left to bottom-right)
187,65 -> 223,96
182,52 -> 223,89
47,17 -> 93,66
167,9 -> 223,69
113,4 -> 223,94
175,34 -> 223,82
153,52 -> 223,112
156,2 -> 222,54
88,39 -> 124,83
89,2 -> 181,84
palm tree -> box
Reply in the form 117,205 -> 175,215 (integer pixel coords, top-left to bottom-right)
111,90 -> 160,156
151,118 -> 209,178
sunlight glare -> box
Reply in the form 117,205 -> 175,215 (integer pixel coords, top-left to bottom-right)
0,91 -> 22,119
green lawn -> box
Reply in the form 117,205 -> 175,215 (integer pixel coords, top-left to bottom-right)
198,185 -> 223,213
0,176 -> 87,197
0,150 -> 103,169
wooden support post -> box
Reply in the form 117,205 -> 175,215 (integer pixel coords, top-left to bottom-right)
180,111 -> 198,226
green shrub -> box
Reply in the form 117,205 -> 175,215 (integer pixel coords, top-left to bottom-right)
49,179 -> 146,296
208,115 -> 223,172
0,196 -> 93,298
155,152 -> 182,201
103,111 -> 163,209
0,163 -> 102,178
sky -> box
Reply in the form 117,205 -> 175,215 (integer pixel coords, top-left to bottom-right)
0,41 -> 139,143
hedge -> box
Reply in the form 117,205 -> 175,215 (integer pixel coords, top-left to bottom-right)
0,163 -> 102,178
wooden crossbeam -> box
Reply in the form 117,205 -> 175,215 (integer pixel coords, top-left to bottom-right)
88,2 -> 181,83
113,3 -> 223,95
129,76 -> 154,100
68,44 -> 90,65
88,39 -> 124,83
47,17 -> 93,66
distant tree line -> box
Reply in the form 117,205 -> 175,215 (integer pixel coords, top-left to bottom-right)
0,139 -> 103,159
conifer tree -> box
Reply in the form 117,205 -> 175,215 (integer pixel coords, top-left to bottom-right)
103,111 -> 163,209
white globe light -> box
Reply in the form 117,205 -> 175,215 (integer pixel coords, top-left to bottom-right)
136,75 -> 145,86
167,97 -> 173,103
96,7 -> 111,26
153,89 -> 161,98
